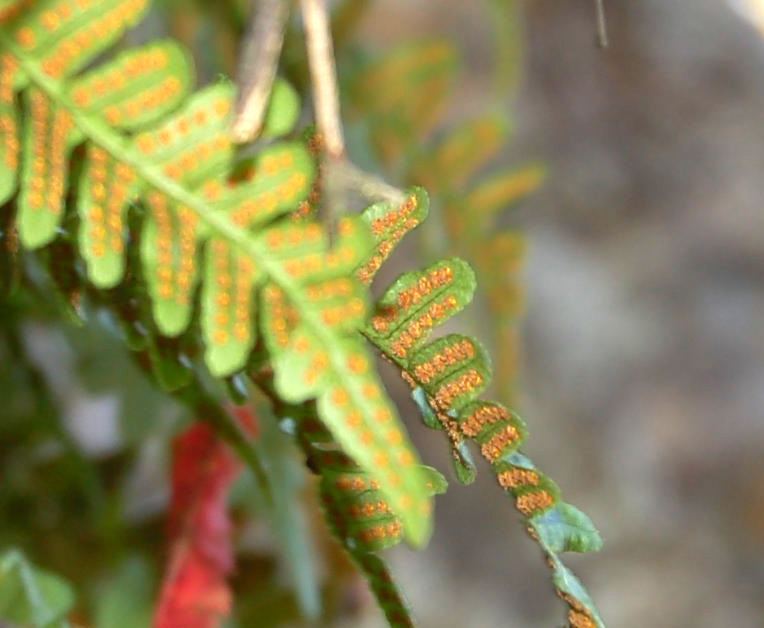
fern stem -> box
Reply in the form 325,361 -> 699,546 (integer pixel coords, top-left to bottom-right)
330,160 -> 405,206
594,0 -> 608,48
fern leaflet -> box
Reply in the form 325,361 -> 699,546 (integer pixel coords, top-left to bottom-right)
359,190 -> 606,628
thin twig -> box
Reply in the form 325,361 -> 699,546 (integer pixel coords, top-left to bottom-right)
330,160 -> 406,206
300,0 -> 345,158
232,0 -> 291,143
595,0 -> 608,49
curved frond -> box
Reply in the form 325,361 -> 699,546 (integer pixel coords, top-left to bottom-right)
358,192 -> 606,628
0,0 -> 433,547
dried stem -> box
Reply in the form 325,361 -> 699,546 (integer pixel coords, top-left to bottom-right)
300,0 -> 345,158
328,160 -> 405,207
595,0 -> 608,49
232,0 -> 292,143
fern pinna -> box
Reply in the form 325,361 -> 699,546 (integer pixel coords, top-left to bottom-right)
356,190 -> 605,628
0,1 -> 604,627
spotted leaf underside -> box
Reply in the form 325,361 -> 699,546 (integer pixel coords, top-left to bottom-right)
358,191 -> 606,628
0,0 -> 433,548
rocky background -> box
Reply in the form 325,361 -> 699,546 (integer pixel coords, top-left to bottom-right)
353,1 -> 764,626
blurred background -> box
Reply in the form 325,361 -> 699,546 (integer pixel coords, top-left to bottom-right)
371,1 -> 764,627
2,1 -> 764,627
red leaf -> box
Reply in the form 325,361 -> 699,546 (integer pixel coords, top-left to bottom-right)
153,407 -> 257,628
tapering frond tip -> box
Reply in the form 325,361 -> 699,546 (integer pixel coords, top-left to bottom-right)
550,556 -> 607,628
531,502 -> 603,555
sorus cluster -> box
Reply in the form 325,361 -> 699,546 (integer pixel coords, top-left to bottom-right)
85,146 -> 135,259
231,171 -> 308,227
264,222 -> 322,253
356,520 -> 403,545
561,593 -> 598,628
371,264 -> 454,335
0,54 -> 18,171
334,475 -> 381,493
412,338 -> 475,384
432,368 -> 483,412
497,467 -> 540,490
26,89 -> 73,216
347,499 -> 392,519
71,45 -> 180,127
263,284 -> 297,349
147,190 -> 198,306
16,0 -> 151,78
135,96 -> 230,159
358,193 -> 420,284
479,423 -> 522,463
459,403 -> 511,439
515,489 -> 555,517
208,239 -> 255,345
389,294 -> 458,359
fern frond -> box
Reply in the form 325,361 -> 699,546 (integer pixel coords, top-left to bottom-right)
0,0 -> 433,546
320,460 -> 446,628
276,401 -> 446,628
358,192 -> 606,628
348,38 -> 542,406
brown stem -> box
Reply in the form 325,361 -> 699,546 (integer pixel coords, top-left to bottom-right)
232,0 -> 292,143
595,0 -> 608,49
300,0 -> 345,158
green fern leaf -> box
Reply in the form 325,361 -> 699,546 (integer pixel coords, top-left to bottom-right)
358,195 -> 606,627
366,257 -> 476,361
0,0 -> 433,546
259,216 -> 433,544
0,0 -> 152,214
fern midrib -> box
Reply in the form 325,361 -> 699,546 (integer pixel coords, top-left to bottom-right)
0,33 -> 390,462
364,332 -> 460,434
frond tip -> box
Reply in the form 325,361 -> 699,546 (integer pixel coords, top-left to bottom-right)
358,199 -> 606,627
